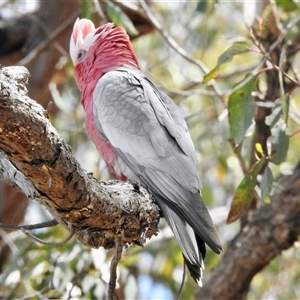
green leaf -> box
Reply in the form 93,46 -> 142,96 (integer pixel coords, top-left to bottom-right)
203,41 -> 250,83
278,47 -> 290,125
280,94 -> 290,124
233,141 -> 243,157
196,0 -> 215,13
80,0 -> 92,19
196,0 -> 208,13
106,2 -> 138,36
227,157 -> 266,224
228,75 -> 257,146
265,105 -> 282,128
251,156 -> 266,177
270,120 -> 289,164
275,0 -> 299,12
260,166 -> 273,203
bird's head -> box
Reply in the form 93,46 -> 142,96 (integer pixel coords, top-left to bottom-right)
70,18 -> 138,72
70,18 -> 95,66
70,18 -> 139,93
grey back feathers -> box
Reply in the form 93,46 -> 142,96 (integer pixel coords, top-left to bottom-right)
93,66 -> 222,283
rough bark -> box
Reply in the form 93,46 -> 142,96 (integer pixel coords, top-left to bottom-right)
0,66 -> 159,249
197,162 -> 300,300
250,0 -> 283,167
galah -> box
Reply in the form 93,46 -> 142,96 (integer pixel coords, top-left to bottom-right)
70,18 -> 222,285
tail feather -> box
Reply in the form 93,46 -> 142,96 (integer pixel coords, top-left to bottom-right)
184,257 -> 203,286
158,201 -> 204,285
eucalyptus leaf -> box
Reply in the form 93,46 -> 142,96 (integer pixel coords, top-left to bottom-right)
265,105 -> 282,128
260,166 -> 273,203
228,75 -> 257,146
270,121 -> 289,164
227,157 -> 265,224
275,0 -> 299,12
203,41 -> 250,83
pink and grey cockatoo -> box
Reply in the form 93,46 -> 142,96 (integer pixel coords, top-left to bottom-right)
70,18 -> 221,285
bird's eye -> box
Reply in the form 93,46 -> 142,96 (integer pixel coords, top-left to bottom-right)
77,49 -> 86,62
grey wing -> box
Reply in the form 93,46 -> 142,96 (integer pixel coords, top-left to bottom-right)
93,67 -> 221,253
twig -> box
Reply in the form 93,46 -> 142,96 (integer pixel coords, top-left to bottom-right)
139,0 -> 224,103
92,0 -> 108,23
17,9 -> 79,67
290,129 -> 300,138
166,86 -> 220,97
272,63 -> 300,88
164,79 -> 209,100
219,15 -> 300,99
255,62 -> 300,90
217,64 -> 258,80
228,138 -> 248,175
0,219 -> 58,231
17,290 -> 49,300
0,219 -> 74,246
140,0 -> 206,73
289,100 -> 300,126
108,237 -> 123,300
113,0 -> 142,15
20,227 -> 74,247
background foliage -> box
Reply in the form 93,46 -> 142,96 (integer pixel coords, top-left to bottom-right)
1,0 -> 300,299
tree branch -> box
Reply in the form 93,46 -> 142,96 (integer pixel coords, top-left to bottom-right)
0,66 -> 160,250
196,162 -> 300,300
108,237 -> 123,300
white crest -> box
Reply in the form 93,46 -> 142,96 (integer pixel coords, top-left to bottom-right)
70,18 -> 97,65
